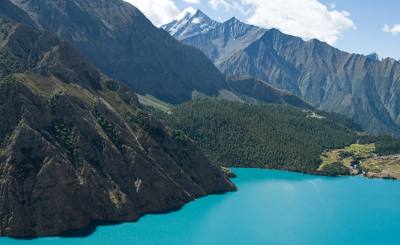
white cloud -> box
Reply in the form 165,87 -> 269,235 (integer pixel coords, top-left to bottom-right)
241,0 -> 355,44
383,24 -> 400,35
124,0 -> 179,26
208,0 -> 355,44
184,0 -> 201,4
208,0 -> 249,15
209,0 -> 231,10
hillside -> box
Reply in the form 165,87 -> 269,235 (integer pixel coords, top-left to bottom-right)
164,99 -> 400,176
165,99 -> 361,174
0,16 -> 235,237
5,0 -> 226,104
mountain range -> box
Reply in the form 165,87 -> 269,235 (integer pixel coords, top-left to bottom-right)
4,0 -> 226,104
0,12 -> 235,237
1,0 -> 314,109
163,9 -> 400,137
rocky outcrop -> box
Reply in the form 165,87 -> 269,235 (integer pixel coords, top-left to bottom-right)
0,16 -> 235,238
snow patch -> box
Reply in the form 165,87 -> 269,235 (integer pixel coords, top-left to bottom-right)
191,17 -> 203,24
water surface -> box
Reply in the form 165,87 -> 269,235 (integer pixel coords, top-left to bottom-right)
2,168 -> 400,244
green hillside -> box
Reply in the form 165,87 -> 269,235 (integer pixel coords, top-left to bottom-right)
165,99 -> 362,174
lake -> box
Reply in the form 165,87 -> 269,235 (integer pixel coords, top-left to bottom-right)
2,168 -> 400,245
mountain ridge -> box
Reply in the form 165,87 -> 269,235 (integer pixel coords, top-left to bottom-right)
164,10 -> 400,137
6,0 -> 226,104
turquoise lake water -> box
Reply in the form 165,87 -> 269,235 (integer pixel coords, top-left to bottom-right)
2,168 -> 400,245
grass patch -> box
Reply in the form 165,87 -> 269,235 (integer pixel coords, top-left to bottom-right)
137,94 -> 172,113
319,143 -> 400,179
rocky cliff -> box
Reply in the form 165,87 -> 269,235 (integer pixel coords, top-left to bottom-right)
0,16 -> 235,238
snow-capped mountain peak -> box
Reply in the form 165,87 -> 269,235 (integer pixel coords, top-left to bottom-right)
162,9 -> 219,40
174,7 -> 196,23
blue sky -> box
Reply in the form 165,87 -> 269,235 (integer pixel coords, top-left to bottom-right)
127,0 -> 400,59
323,0 -> 400,59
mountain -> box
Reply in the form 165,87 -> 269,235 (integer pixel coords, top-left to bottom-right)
161,8 -> 218,40
0,15 -> 235,237
5,0 -> 225,104
165,12 -> 400,137
172,17 -> 266,67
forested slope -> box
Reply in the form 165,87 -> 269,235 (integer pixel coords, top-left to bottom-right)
165,99 -> 361,173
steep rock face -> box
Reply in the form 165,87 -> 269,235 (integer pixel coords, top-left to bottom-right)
7,0 -> 225,104
0,16 -> 235,238
220,31 -> 400,136
165,12 -> 400,136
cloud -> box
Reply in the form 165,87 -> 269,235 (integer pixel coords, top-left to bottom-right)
383,24 -> 400,35
184,0 -> 201,4
241,0 -> 355,44
208,0 -> 355,44
124,0 -> 179,26
124,0 -> 355,42
209,0 -> 231,10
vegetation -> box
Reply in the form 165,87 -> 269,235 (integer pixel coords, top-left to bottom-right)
359,135 -> 400,155
0,49 -> 21,77
137,94 -> 173,113
319,144 -> 375,176
130,109 -> 154,132
362,156 -> 400,179
164,99 -> 361,173
319,143 -> 400,179
53,121 -> 75,159
0,75 -> 18,85
94,110 -> 124,150
47,89 -> 64,107
319,162 -> 350,176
